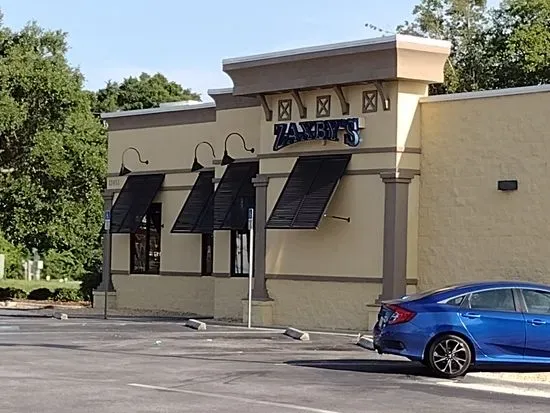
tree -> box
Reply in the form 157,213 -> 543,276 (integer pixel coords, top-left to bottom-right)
485,0 -> 550,88
396,0 -> 490,94
0,16 -> 106,278
91,72 -> 201,113
395,0 -> 550,94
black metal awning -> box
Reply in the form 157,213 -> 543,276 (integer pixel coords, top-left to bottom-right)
213,161 -> 259,230
110,174 -> 165,233
266,154 -> 351,229
171,170 -> 214,234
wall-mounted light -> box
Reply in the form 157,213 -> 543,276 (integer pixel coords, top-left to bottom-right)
191,141 -> 216,172
497,180 -> 518,191
119,147 -> 149,176
221,132 -> 255,166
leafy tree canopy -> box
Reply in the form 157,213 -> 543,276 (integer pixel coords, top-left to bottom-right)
0,13 -> 106,277
91,72 -> 201,113
395,0 -> 550,94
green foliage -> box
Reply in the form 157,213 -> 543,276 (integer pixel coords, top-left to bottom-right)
0,17 -> 106,280
79,271 -> 101,302
0,232 -> 27,279
42,249 -> 85,281
52,287 -> 82,302
485,0 -> 550,88
0,287 -> 27,300
396,0 -> 550,94
27,287 -> 52,301
91,72 -> 201,113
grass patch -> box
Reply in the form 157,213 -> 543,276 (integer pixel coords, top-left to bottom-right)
0,279 -> 81,293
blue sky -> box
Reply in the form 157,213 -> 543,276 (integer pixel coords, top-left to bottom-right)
0,0 -> 499,102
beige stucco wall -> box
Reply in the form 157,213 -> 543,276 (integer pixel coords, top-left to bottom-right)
104,78 -> 430,327
268,280 -> 419,331
112,274 -> 215,315
266,174 -> 385,277
418,90 -> 550,290
213,278 -> 248,320
258,83 -> 399,156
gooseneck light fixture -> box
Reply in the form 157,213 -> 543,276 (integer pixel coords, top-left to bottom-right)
119,147 -> 149,176
220,132 -> 255,166
191,141 -> 216,172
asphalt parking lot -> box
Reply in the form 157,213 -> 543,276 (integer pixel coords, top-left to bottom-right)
0,310 -> 549,413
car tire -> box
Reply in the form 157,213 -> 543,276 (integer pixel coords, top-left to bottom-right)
427,334 -> 472,379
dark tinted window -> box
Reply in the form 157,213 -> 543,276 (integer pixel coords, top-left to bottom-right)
446,295 -> 465,306
522,290 -> 550,315
468,289 -> 515,312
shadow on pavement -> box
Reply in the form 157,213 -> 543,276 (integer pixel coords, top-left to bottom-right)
0,310 -> 211,323
286,359 -> 434,377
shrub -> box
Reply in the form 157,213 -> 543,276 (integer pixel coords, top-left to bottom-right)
27,288 -> 52,301
0,287 -> 27,300
79,271 -> 101,302
0,233 -> 27,279
42,250 -> 85,281
52,287 -> 82,302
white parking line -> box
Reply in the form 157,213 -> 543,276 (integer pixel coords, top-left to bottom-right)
429,380 -> 550,399
128,383 -> 345,413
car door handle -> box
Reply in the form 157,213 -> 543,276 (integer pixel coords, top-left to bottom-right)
461,312 -> 481,319
528,319 -> 547,326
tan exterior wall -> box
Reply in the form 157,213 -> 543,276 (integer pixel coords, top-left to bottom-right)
103,78 -> 430,329
268,280 -> 418,331
418,90 -> 550,290
266,174 -> 385,278
258,83 -> 399,156
213,278 -> 248,320
113,274 -> 215,315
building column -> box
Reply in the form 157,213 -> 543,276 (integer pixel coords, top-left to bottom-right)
251,174 -> 270,300
379,171 -> 415,301
97,191 -> 115,292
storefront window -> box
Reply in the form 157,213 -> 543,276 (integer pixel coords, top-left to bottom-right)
130,203 -> 161,274
230,229 -> 250,277
201,233 -> 214,276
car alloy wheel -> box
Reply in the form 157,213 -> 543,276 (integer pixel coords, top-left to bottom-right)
428,334 -> 472,379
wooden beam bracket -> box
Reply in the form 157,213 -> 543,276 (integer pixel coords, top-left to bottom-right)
374,81 -> 391,111
258,94 -> 273,121
333,85 -> 350,115
290,90 -> 307,119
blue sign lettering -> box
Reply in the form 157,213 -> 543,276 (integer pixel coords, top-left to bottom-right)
273,118 -> 361,151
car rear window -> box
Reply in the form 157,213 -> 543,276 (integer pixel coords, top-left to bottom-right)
401,284 -> 462,301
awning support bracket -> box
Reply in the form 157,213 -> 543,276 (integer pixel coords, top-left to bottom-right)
258,94 -> 273,121
291,90 -> 307,119
374,81 -> 391,111
324,214 -> 351,223
333,86 -> 350,115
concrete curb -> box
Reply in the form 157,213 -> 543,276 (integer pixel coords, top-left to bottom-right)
185,319 -> 207,331
355,334 -> 375,351
284,327 -> 310,341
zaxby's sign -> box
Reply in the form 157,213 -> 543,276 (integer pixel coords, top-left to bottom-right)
273,118 -> 362,151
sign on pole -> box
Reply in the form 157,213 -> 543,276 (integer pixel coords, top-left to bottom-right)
104,210 -> 111,231
247,208 -> 254,329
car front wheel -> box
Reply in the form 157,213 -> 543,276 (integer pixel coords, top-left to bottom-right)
427,334 -> 472,379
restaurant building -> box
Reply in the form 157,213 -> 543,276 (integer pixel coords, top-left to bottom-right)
97,34 -> 550,331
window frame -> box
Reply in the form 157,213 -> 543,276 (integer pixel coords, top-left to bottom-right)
201,232 -> 214,276
230,229 -> 251,278
518,288 -> 550,315
440,294 -> 468,307
129,202 -> 162,275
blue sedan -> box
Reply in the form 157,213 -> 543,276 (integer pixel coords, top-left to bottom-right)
372,281 -> 550,378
